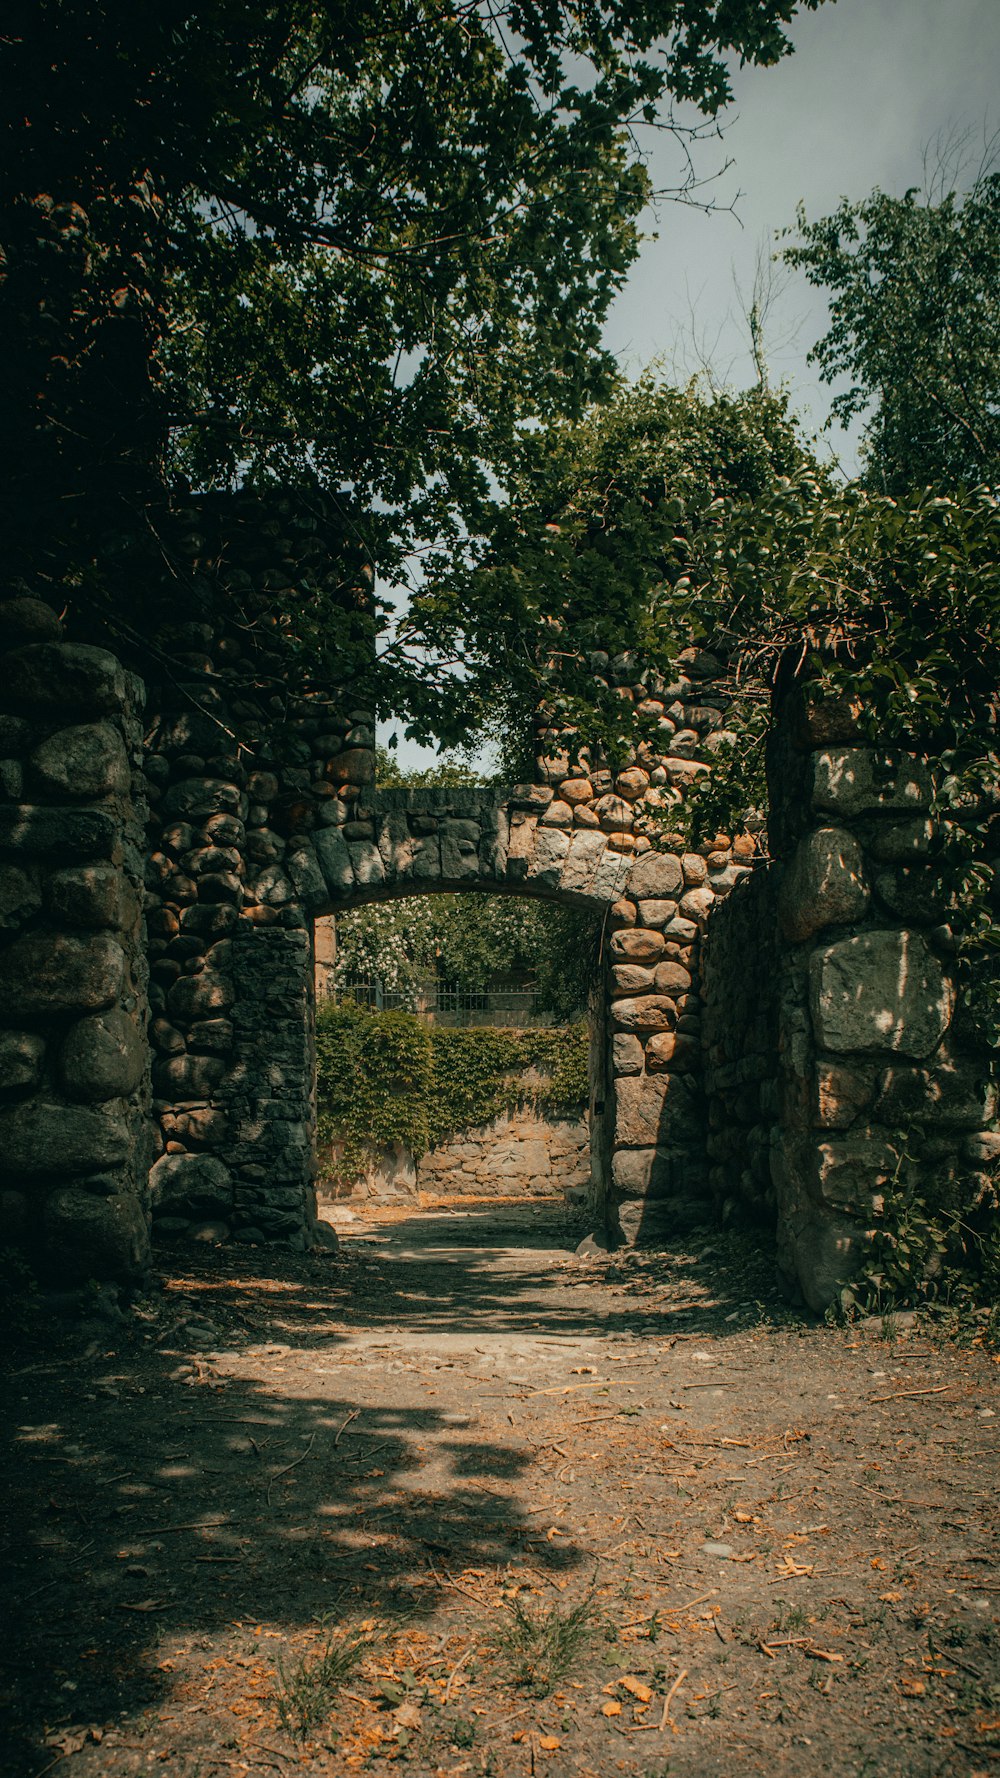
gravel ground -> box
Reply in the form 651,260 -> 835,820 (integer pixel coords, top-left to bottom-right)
2,1200 -> 998,1778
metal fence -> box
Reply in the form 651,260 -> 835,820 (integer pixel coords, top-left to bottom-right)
322,975 -> 561,1027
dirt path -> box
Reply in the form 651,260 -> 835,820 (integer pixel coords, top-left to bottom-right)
2,1203 -> 999,1777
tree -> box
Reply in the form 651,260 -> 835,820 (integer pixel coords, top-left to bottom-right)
2,0 -> 828,740
417,375 -> 820,770
785,165 -> 1000,492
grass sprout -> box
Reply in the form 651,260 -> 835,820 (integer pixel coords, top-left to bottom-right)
496,1587 -> 599,1696
273,1616 -> 381,1740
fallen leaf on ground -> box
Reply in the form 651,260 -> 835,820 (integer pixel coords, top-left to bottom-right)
900,1676 -> 925,1697
602,1701 -> 622,1717
621,1676 -> 653,1703
538,1735 -> 561,1750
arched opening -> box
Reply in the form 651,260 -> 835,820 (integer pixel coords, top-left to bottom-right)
309,880 -> 607,1256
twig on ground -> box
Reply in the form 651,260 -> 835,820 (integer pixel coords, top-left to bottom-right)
135,1517 -> 228,1536
266,1430 -> 316,1506
868,1385 -> 954,1403
660,1667 -> 687,1727
334,1409 -> 360,1445
444,1642 -> 476,1703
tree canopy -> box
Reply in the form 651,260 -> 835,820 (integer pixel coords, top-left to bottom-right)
3,0 -> 826,731
417,376 -> 820,764
785,166 -> 1000,492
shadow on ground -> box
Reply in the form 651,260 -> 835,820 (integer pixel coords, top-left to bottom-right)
0,1206 -> 792,1773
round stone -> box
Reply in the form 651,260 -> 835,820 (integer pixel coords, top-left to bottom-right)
60,1009 -> 146,1102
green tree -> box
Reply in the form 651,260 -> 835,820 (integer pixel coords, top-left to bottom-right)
3,0 -> 828,742
418,375 -> 820,772
785,166 -> 1000,491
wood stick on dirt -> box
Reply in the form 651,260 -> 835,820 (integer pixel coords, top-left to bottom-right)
266,1430 -> 316,1506
135,1517 -> 229,1536
660,1668 -> 687,1727
444,1643 -> 476,1703
868,1385 -> 954,1403
334,1408 -> 360,1445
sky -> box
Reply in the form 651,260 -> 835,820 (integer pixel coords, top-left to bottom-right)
386,0 -> 999,772
605,0 -> 999,466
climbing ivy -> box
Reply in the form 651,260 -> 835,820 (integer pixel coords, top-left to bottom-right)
315,1000 -> 588,1181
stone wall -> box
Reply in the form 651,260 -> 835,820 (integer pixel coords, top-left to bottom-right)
137,525 -> 756,1258
765,687 -> 999,1311
7,491 -> 992,1313
321,1108 -> 590,1205
0,601 -> 152,1283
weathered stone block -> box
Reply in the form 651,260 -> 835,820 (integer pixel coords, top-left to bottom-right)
875,1057 -> 997,1127
154,1053 -> 227,1099
0,863 -> 40,930
616,767 -> 649,802
313,824 -> 354,895
0,1098 -> 131,1174
160,1107 -> 229,1148
810,748 -> 932,817
524,826 -> 570,888
873,865 -> 949,923
778,826 -> 869,943
44,867 -> 137,938
60,1009 -> 146,1102
611,964 -> 655,995
166,972 -> 233,1021
150,1152 -> 233,1214
440,829 -> 481,880
44,1188 -> 150,1282
0,1030 -> 45,1094
611,1144 -> 687,1198
645,1031 -> 700,1072
160,777 -> 244,820
325,747 -> 375,787
813,1128 -> 900,1210
0,596 -> 62,648
636,899 -> 677,928
610,928 -> 664,964
0,930 -> 124,1017
653,960 -> 692,996
5,643 -> 129,717
349,839 -> 386,887
813,1060 -> 876,1128
626,851 -> 683,899
809,930 -> 953,1057
615,1195 -> 702,1243
611,1033 -> 644,1076
866,818 -> 935,864
0,805 -> 120,859
614,1074 -> 674,1146
286,845 -> 326,907
678,884 -> 714,921
187,1018 -> 234,1054
612,995 -> 676,1033
30,723 -> 130,800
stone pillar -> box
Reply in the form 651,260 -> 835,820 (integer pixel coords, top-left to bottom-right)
766,685 -> 999,1310
0,602 -> 152,1284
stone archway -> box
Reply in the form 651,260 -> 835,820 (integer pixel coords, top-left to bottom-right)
5,492 -> 991,1311
146,747 -> 744,1253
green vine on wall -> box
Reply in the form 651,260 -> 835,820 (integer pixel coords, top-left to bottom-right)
315,1000 -> 589,1181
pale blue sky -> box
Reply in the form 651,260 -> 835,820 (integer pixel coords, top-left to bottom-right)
605,0 -> 999,464
386,0 -> 999,771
